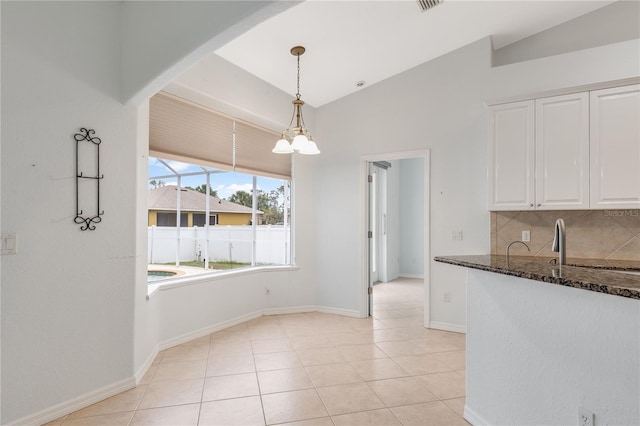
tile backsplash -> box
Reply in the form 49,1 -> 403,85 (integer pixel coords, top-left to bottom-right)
491,210 -> 640,261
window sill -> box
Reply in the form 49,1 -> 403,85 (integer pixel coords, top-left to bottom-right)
146,265 -> 300,299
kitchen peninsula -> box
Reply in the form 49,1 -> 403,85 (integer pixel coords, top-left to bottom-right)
435,255 -> 640,426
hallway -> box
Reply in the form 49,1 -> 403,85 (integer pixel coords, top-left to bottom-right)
48,278 -> 466,425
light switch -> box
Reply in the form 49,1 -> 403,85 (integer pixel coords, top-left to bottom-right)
1,233 -> 17,255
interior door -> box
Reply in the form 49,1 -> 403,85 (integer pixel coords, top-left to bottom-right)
367,163 -> 377,315
368,162 -> 390,315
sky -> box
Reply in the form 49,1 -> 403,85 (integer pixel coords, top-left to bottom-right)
148,157 -> 285,199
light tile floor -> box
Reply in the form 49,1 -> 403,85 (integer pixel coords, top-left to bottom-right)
47,278 -> 467,425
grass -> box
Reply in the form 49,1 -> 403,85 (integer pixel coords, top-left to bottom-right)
159,260 -> 251,270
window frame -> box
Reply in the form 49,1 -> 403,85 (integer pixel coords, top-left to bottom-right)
147,157 -> 294,285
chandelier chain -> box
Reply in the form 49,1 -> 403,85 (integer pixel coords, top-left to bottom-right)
296,53 -> 301,100
272,45 -> 319,155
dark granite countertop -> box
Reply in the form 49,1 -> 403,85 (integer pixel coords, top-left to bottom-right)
434,255 -> 640,300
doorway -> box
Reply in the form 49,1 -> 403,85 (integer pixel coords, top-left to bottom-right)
368,161 -> 390,287
363,151 -> 430,327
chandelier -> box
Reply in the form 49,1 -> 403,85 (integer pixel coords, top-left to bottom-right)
272,46 -> 320,155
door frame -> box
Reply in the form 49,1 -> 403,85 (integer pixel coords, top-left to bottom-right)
367,162 -> 389,287
360,149 -> 431,327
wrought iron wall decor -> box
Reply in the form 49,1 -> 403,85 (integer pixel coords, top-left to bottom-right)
74,128 -> 104,231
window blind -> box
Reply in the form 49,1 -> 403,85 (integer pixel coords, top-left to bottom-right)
149,91 -> 292,179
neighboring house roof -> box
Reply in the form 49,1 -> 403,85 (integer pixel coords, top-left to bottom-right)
148,186 -> 262,214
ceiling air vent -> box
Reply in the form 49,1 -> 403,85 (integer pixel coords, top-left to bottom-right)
417,0 -> 443,12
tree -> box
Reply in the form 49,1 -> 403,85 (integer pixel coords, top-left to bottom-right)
149,179 -> 165,189
227,186 -> 288,225
228,190 -> 252,207
258,186 -> 286,225
187,184 -> 217,198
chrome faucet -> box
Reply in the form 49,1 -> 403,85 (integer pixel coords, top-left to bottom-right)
506,240 -> 530,266
552,218 -> 566,265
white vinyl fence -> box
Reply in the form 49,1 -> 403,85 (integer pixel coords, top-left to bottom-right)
148,225 -> 291,265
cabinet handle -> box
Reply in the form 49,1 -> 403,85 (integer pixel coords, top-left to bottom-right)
537,203 -> 541,207
529,203 -> 534,207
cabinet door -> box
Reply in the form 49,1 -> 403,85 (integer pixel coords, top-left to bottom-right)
535,93 -> 589,209
487,101 -> 535,210
590,85 -> 640,209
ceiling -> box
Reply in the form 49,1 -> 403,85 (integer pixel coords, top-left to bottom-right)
215,0 -> 615,107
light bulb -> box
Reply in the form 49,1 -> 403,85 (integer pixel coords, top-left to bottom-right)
272,138 -> 293,154
299,140 -> 320,155
291,134 -> 308,151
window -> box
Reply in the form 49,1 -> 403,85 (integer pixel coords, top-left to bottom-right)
193,214 -> 217,227
147,157 -> 292,280
157,212 -> 188,227
147,91 -> 293,282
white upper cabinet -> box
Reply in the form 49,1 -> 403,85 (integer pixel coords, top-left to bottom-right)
487,101 -> 535,210
590,84 -> 640,209
535,93 -> 589,210
488,93 -> 589,211
488,83 -> 640,211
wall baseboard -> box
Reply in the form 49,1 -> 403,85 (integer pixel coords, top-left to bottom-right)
135,345 -> 159,385
429,321 -> 467,334
10,377 -> 135,426
261,305 -> 362,318
158,310 -> 263,351
464,403 -> 489,426
262,305 -> 317,316
399,273 -> 424,279
315,305 -> 363,318
17,304 -> 364,424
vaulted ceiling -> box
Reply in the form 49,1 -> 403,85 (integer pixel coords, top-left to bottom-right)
216,0 -> 615,107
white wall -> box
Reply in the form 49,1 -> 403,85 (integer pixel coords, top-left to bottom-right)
154,269 -> 308,345
0,3 -> 3,420
385,161 -> 400,282
313,36 -> 640,329
467,269 -> 639,425
169,53 -> 315,133
399,158 -> 424,278
0,1 -> 309,423
120,1 -> 295,105
493,0 -> 640,66
1,3 -> 135,421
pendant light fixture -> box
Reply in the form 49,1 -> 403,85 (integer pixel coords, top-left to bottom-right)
272,46 -> 320,155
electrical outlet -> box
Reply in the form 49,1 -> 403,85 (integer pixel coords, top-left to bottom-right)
450,230 -> 463,240
578,407 -> 594,426
522,230 -> 530,242
443,292 -> 451,303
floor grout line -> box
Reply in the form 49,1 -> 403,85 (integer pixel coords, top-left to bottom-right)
55,278 -> 468,425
